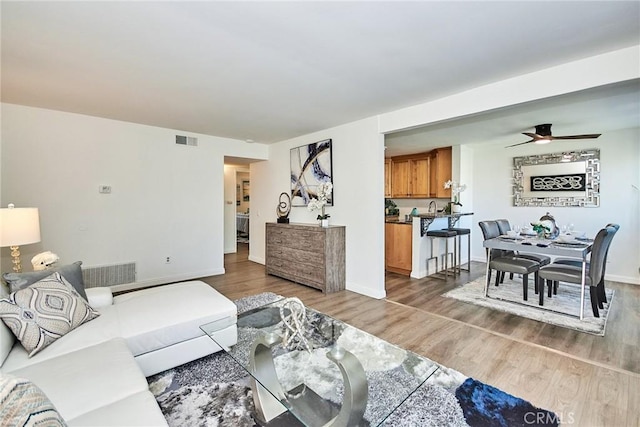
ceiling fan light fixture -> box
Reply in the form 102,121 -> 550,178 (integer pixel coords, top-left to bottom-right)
534,137 -> 552,144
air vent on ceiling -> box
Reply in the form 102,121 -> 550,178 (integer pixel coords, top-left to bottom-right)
176,135 -> 198,146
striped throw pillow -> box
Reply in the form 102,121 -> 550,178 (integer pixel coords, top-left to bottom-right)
0,374 -> 66,426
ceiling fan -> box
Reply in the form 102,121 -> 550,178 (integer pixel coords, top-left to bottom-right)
506,124 -> 601,148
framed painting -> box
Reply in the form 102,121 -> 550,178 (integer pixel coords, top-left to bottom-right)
290,139 -> 333,206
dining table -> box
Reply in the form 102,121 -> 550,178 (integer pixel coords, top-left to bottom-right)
483,233 -> 594,320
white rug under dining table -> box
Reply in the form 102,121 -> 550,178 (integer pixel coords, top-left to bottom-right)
443,276 -> 613,335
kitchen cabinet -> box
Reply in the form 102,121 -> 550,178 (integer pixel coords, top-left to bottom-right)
385,222 -> 412,275
428,147 -> 452,198
389,153 -> 430,198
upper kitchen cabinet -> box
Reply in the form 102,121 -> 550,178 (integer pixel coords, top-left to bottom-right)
389,153 -> 430,198
428,147 -> 452,198
386,147 -> 451,199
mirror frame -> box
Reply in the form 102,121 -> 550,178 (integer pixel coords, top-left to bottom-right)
513,149 -> 600,207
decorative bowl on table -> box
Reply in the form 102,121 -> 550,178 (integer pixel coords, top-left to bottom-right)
557,234 -> 577,243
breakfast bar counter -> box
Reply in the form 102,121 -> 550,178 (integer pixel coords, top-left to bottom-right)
417,212 -> 474,235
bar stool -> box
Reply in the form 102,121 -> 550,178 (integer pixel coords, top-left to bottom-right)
446,227 -> 471,273
426,229 -> 457,279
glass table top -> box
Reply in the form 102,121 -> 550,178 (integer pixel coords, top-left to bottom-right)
201,297 -> 439,426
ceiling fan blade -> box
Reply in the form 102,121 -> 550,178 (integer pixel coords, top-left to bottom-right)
551,134 -> 602,140
505,140 -> 534,148
522,132 -> 540,139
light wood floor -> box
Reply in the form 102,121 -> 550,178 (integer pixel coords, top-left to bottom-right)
199,243 -> 639,427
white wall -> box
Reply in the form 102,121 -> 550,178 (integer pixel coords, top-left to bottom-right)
249,117 -> 387,298
1,104 -> 268,289
469,130 -> 640,284
223,165 -> 238,254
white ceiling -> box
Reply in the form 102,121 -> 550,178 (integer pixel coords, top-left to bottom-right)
2,1 -> 639,146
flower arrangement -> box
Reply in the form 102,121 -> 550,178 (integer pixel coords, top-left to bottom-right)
444,180 -> 467,206
307,181 -> 333,220
530,221 -> 550,238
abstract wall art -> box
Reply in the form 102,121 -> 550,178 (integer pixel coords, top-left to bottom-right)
290,139 -> 333,206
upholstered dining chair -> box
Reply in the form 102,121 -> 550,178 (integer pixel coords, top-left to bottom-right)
538,225 -> 616,318
550,223 -> 619,309
478,220 -> 543,304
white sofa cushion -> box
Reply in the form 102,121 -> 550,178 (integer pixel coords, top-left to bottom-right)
67,390 -> 167,426
0,283 -> 14,367
112,281 -> 237,356
85,286 -> 114,308
7,338 -> 150,422
1,304 -> 121,372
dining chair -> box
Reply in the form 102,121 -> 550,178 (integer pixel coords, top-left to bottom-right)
551,223 -> 619,308
538,225 -> 616,318
478,220 -> 543,304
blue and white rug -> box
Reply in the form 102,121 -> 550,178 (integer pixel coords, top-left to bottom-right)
148,293 -> 558,426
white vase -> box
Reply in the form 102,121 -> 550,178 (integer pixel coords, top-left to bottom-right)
320,219 -> 329,228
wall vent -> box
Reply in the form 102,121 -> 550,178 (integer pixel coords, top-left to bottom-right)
82,262 -> 136,288
176,135 -> 198,146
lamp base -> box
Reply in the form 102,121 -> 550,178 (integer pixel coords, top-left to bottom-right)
10,245 -> 22,273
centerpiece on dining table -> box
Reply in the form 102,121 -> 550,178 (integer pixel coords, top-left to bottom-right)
531,212 -> 559,239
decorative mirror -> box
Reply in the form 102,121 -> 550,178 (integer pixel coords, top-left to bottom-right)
513,149 -> 600,207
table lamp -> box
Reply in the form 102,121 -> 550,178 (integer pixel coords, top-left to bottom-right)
0,204 -> 41,273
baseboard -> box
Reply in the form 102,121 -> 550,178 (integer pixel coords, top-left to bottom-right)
110,268 -> 226,292
248,254 -> 265,265
606,273 -> 639,285
347,282 -> 386,299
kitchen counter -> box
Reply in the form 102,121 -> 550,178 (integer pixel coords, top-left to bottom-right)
385,218 -> 413,225
417,212 -> 473,235
385,212 -> 473,279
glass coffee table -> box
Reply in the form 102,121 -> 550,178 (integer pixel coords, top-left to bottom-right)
201,297 -> 439,426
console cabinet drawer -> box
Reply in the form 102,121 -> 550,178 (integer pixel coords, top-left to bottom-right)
266,231 -> 324,253
265,222 -> 345,293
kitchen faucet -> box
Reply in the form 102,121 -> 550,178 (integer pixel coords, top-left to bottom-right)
428,201 -> 437,213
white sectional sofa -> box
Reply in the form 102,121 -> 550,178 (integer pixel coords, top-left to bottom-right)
1,280 -> 237,426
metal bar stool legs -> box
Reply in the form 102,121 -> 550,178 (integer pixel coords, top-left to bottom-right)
426,229 -> 457,279
447,228 -> 471,273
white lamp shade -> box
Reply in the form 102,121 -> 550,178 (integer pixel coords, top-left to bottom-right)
0,207 -> 41,247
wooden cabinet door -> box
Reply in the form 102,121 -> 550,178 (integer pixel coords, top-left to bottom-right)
430,147 -> 452,198
391,159 -> 410,197
385,223 -> 412,274
384,159 -> 392,198
411,156 -> 430,198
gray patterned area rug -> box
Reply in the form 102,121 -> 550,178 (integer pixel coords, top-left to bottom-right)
147,293 -> 558,427
443,277 -> 613,336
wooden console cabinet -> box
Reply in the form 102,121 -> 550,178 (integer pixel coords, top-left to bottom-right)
266,223 -> 345,293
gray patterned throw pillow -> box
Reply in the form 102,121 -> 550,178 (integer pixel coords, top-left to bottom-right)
0,272 -> 100,357
2,261 -> 88,301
